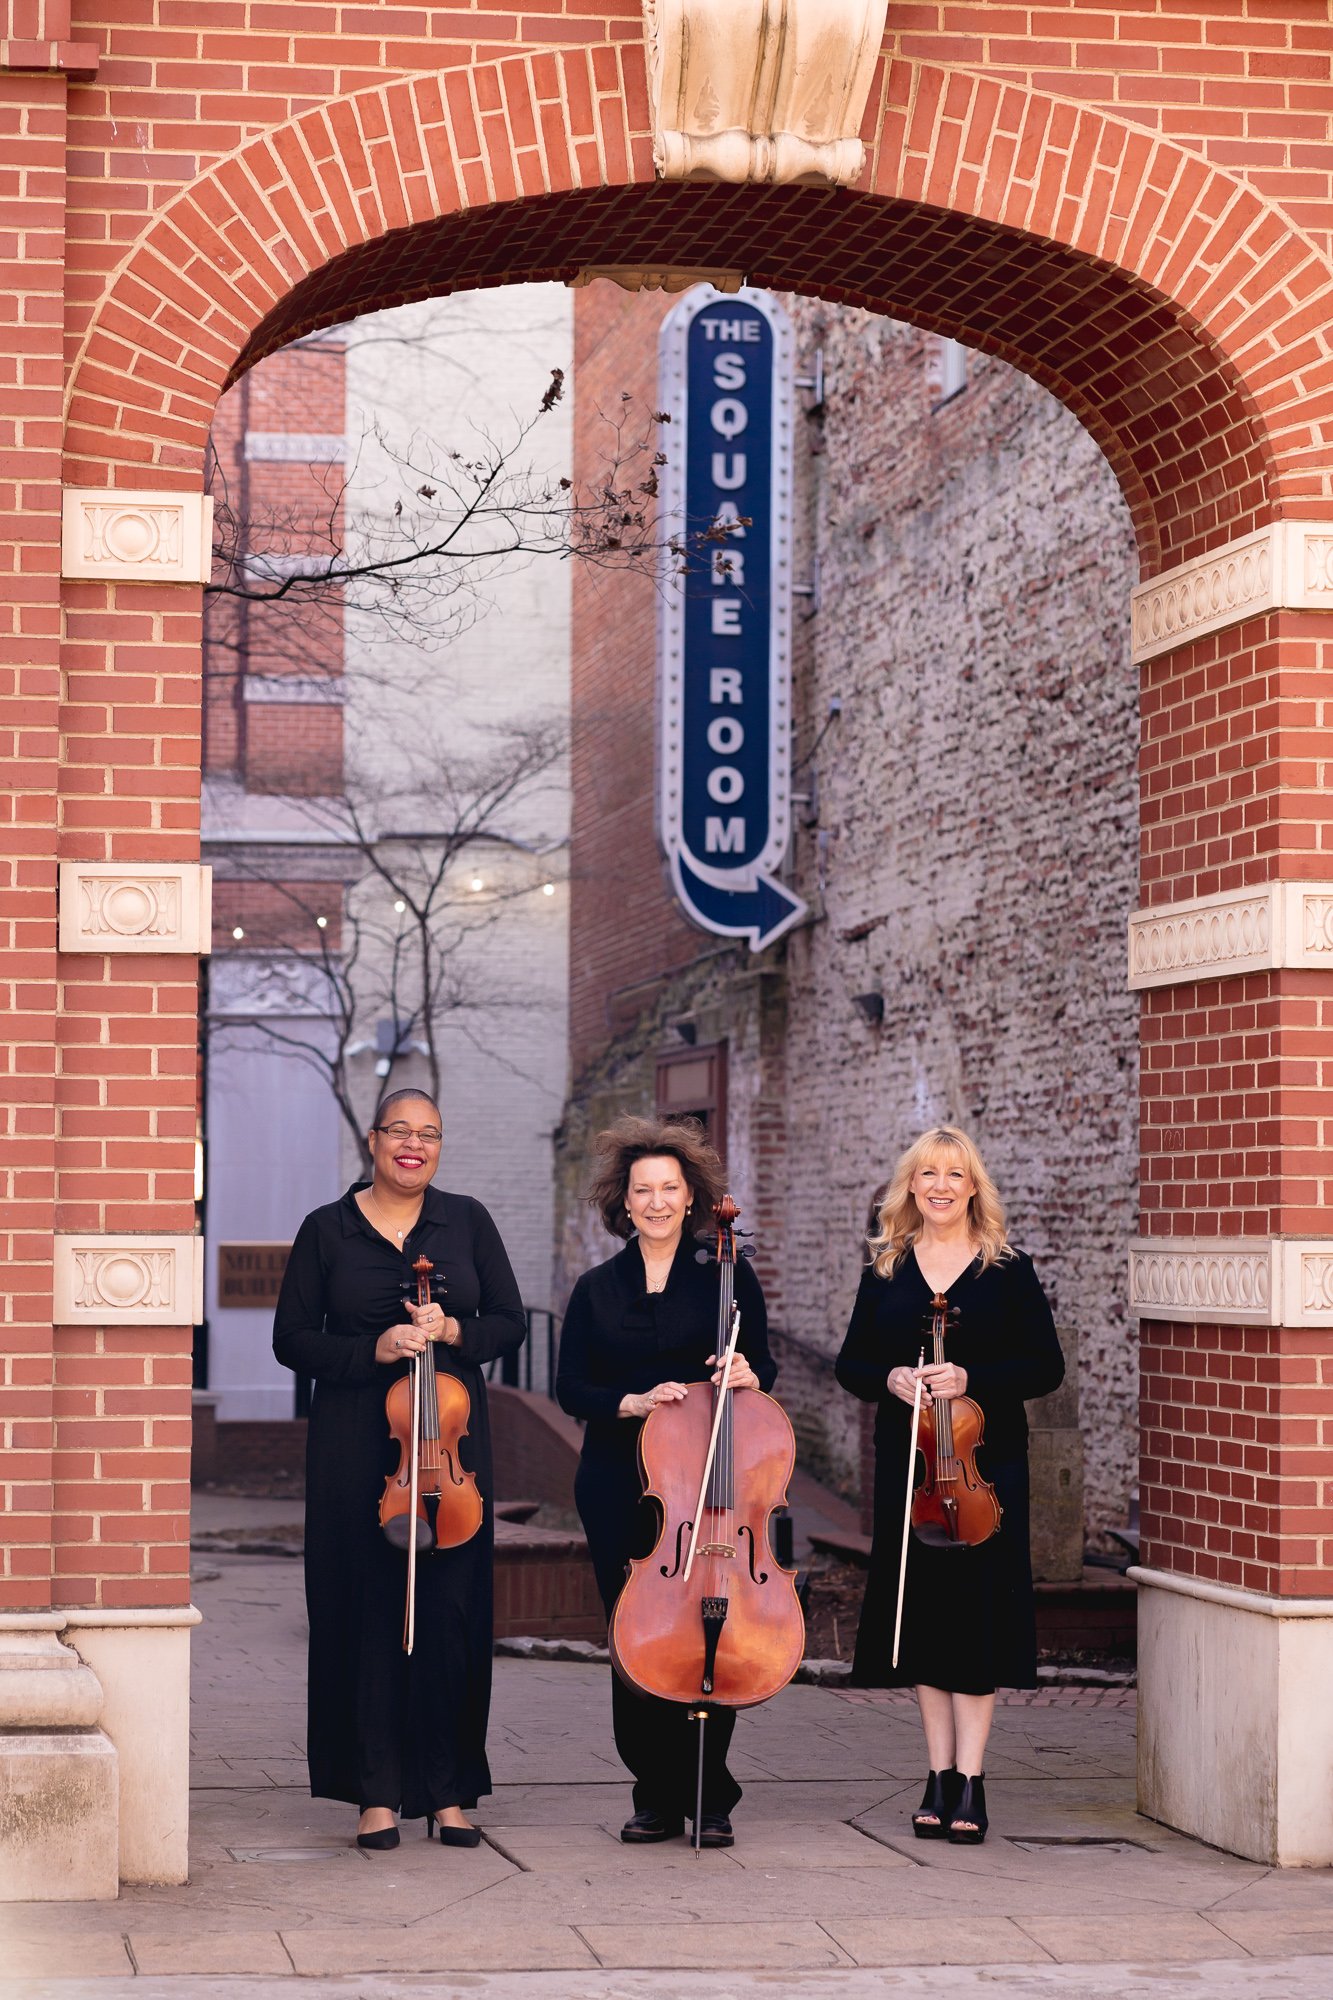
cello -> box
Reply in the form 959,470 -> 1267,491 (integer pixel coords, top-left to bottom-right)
379,1253 -> 484,1652
609,1195 -> 805,1848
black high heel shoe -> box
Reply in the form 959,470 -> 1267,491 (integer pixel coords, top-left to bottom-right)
429,1815 -> 482,1849
948,1773 -> 988,1844
356,1813 -> 400,1852
911,1768 -> 961,1839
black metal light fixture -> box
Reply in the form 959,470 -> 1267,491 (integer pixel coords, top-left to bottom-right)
673,1019 -> 698,1045
852,991 -> 885,1027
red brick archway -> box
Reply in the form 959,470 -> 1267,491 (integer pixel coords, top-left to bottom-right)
67,56 -> 1333,571
8,10 -> 1333,1884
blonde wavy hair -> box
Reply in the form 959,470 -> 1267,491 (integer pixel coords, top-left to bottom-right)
868,1126 -> 1013,1277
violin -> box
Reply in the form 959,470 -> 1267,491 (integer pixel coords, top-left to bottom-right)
609,1197 -> 805,1723
910,1290 -> 1002,1548
379,1254 -> 484,1651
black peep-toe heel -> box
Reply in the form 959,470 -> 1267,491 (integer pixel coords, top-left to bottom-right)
948,1773 -> 988,1844
911,1767 -> 960,1840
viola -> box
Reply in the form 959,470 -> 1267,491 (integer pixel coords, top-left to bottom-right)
379,1254 -> 484,1651
910,1290 -> 1002,1548
609,1197 -> 805,1718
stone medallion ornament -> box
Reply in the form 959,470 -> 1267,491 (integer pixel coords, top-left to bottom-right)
643,0 -> 889,186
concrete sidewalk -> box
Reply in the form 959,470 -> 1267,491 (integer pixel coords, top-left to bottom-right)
3,1553 -> 1331,1996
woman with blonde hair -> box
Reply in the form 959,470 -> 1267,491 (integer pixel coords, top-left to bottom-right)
836,1125 -> 1063,1845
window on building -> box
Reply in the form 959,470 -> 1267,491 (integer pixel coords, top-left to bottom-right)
655,1042 -> 728,1157
928,335 -> 968,407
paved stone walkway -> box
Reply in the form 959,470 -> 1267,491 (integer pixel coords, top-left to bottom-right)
3,1553 -> 1332,1997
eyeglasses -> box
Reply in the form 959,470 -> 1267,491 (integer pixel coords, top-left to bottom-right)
374,1122 -> 443,1145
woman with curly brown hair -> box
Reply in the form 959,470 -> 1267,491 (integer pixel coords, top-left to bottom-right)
836,1125 -> 1064,1846
556,1114 -> 776,1849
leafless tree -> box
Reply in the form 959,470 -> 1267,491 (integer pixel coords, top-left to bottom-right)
204,370 -> 673,673
208,716 -> 567,1170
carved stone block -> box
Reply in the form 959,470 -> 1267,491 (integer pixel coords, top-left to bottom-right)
1130,521 -> 1333,664
61,488 -> 213,584
58,861 -> 212,955
53,1234 -> 205,1327
643,0 -> 888,188
1129,1238 -> 1275,1324
1130,1236 -> 1333,1326
1127,881 -> 1333,989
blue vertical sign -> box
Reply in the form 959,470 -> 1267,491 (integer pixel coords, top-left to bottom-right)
657,288 -> 807,951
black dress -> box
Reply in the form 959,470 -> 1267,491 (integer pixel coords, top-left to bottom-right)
272,1183 -> 525,1817
556,1235 -> 776,1819
835,1248 -> 1064,1693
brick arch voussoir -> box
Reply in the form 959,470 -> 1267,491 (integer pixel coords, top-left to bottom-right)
63,48 -> 637,487
866,59 -> 1333,542
65,49 -> 1330,561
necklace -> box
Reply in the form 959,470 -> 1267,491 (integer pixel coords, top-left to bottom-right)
366,1184 -> 422,1244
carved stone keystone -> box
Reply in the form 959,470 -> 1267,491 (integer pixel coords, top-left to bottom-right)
643,0 -> 888,187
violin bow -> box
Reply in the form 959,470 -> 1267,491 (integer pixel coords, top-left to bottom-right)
404,1349 -> 422,1654
891,1346 -> 927,1670
681,1301 -> 741,1586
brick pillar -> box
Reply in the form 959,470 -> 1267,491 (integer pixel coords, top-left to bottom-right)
0,15 -> 126,1904
1128,592 -> 1333,1865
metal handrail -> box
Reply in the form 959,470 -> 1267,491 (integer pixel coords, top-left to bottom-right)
485,1306 -> 562,1400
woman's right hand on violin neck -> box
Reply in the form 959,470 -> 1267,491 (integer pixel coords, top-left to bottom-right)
375,1322 -> 429,1365
888,1360 -> 968,1407
618,1380 -> 688,1420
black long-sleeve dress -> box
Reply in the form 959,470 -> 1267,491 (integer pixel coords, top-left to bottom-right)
836,1247 -> 1064,1693
272,1183 -> 525,1817
556,1235 -> 776,1820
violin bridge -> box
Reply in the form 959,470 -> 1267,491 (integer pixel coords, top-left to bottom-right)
698,1542 -> 735,1559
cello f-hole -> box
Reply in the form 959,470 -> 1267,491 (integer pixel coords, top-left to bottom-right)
736,1524 -> 768,1585
660,1519 -> 693,1579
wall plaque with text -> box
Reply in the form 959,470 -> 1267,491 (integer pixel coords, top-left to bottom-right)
217,1242 -> 291,1308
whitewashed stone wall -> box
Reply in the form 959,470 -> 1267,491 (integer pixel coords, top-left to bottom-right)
557,300 -> 1140,1535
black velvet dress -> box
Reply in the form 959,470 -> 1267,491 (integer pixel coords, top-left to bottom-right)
835,1248 -> 1064,1693
556,1235 -> 776,1820
272,1183 -> 525,1818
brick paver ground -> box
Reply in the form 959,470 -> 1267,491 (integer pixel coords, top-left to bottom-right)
3,1552 -> 1331,1999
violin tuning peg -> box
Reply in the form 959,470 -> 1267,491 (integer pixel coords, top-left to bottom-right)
740,1244 -> 757,1261
694,1248 -> 712,1265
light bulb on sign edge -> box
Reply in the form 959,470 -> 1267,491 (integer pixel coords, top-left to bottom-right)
393,899 -> 406,913
471,877 -> 484,893
542,882 -> 555,896
315,915 -> 328,930
231,926 -> 244,941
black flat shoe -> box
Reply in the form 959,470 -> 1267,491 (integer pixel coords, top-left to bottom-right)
948,1773 -> 988,1844
697,1814 -> 734,1848
429,1817 -> 482,1848
620,1809 -> 683,1844
912,1767 -> 961,1840
356,1824 -> 400,1851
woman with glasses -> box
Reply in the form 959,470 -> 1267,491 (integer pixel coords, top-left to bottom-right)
273,1087 -> 525,1852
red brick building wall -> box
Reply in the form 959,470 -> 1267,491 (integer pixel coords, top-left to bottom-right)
2,0 -> 1330,1735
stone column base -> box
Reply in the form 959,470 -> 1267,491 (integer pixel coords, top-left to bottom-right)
1131,1566 -> 1333,1865
0,1629 -> 118,1901
64,1607 -> 201,1885
0,1605 -> 200,1892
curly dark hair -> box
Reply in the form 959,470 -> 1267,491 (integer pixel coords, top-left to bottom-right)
587,1114 -> 727,1240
